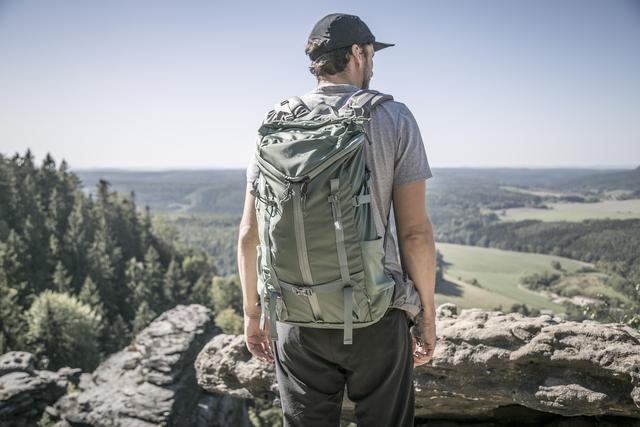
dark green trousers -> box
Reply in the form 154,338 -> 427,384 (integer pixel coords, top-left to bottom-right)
273,307 -> 415,427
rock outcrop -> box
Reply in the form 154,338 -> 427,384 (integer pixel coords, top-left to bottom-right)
0,304 -> 252,427
50,304 -> 251,427
0,351 -> 81,426
196,303 -> 640,426
4,302 -> 639,426
195,334 -> 277,402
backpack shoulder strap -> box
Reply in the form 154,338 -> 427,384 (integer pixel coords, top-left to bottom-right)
339,89 -> 394,117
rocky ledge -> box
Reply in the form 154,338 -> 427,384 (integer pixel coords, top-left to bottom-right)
1,304 -> 251,427
3,303 -> 639,426
195,303 -> 640,426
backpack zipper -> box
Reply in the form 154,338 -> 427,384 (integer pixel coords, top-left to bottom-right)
291,182 -> 314,287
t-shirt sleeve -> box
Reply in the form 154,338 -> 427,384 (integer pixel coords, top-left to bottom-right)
246,137 -> 260,183
247,111 -> 273,183
393,103 -> 433,188
246,153 -> 259,183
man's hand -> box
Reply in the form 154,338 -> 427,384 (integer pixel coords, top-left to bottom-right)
244,312 -> 274,363
410,310 -> 436,367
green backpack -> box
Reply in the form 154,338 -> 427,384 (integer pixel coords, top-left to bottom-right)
251,89 -> 396,345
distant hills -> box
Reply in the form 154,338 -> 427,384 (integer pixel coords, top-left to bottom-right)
556,167 -> 640,192
72,166 -> 639,216
73,169 -> 247,214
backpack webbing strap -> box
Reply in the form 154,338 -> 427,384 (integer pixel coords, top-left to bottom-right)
352,194 -> 371,207
352,168 -> 373,207
343,286 -> 353,344
258,182 -> 287,345
328,179 -> 351,285
278,270 -> 365,293
328,178 -> 353,344
277,271 -> 364,321
290,182 -> 321,321
259,211 -> 277,344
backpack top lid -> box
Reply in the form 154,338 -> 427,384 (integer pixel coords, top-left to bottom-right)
262,89 -> 394,124
254,89 -> 394,182
252,90 -> 391,186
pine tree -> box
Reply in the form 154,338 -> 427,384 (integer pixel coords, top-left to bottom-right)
45,186 -> 70,262
38,153 -> 59,212
22,212 -> 48,292
0,269 -> 26,352
103,313 -> 131,353
52,261 -> 73,293
190,274 -> 214,307
2,229 -> 31,307
140,205 -> 154,250
163,257 -> 189,306
3,159 -> 22,230
79,276 -> 104,312
143,246 -> 165,312
125,257 -> 149,309
0,154 -> 12,234
65,193 -> 90,293
86,214 -> 122,321
211,274 -> 243,313
132,301 -> 156,335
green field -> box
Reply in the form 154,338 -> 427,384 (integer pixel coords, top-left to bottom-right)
494,199 -> 640,222
499,185 -> 569,198
434,242 -> 593,313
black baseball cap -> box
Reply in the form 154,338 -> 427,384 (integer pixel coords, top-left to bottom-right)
307,13 -> 395,61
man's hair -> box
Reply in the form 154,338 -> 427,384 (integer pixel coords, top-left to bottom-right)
305,40 -> 370,78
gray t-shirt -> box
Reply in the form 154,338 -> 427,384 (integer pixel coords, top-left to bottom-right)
246,82 -> 433,278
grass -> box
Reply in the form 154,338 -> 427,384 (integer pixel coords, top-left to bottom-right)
494,199 -> 640,222
434,242 -> 594,314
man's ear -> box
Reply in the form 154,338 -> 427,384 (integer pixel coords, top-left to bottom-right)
351,44 -> 364,65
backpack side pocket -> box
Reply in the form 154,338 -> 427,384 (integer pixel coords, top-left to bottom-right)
359,236 -> 395,296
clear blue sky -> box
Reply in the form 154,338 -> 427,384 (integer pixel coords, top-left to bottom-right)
1,0 -> 638,170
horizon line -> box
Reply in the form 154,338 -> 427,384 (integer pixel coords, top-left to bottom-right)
69,164 -> 639,172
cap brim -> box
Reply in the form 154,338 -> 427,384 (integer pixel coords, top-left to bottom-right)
373,41 -> 395,52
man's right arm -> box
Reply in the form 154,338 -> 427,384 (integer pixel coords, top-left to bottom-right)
392,180 -> 436,319
390,102 -> 437,365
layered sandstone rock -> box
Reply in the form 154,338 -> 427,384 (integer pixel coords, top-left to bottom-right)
196,303 -> 640,426
0,304 -> 251,427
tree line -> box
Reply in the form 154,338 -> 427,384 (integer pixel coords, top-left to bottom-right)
0,150 -> 244,371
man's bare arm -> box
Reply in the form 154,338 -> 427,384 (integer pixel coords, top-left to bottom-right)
392,179 -> 436,316
393,179 -> 437,365
238,181 -> 274,362
237,183 -> 261,318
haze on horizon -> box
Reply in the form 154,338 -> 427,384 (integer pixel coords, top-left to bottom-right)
1,0 -> 639,171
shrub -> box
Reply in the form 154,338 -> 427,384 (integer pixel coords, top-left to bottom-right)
26,290 -> 102,371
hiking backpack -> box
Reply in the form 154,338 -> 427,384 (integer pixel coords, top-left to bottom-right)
250,89 -> 396,345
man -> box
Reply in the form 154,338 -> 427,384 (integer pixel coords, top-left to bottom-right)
237,13 -> 437,427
